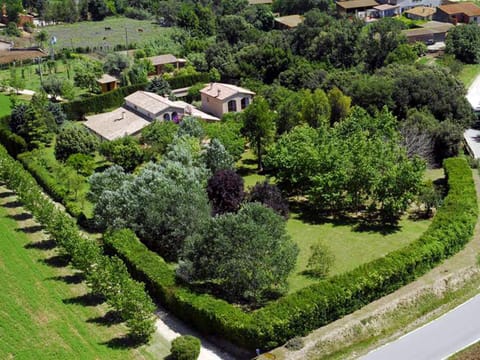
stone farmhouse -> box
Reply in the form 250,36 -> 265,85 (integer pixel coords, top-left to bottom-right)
84,90 -> 219,141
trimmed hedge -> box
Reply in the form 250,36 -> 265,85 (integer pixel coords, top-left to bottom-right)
62,73 -> 211,120
104,157 -> 478,351
0,115 -> 27,158
62,83 -> 148,120
170,335 -> 201,360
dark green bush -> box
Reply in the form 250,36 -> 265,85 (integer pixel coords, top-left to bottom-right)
170,335 -> 201,360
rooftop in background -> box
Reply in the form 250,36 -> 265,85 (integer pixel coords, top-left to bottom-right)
274,14 -> 304,28
437,2 -> 480,15
421,20 -> 454,31
374,4 -> 398,10
84,108 -> 150,141
248,0 -> 273,4
404,6 -> 436,17
336,0 -> 379,9
200,83 -> 256,101
96,74 -> 118,84
148,54 -> 186,66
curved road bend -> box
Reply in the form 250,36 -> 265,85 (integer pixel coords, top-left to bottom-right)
360,293 -> 480,360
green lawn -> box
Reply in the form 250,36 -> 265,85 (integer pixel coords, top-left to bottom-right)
46,17 -> 184,53
237,150 -> 439,294
0,93 -> 12,117
458,63 -> 480,88
0,190 -> 163,359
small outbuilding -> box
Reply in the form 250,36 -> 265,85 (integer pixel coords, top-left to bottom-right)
274,14 -> 304,29
200,83 -> 255,119
96,74 -> 118,93
405,6 -> 436,20
148,54 -> 187,75
336,0 -> 379,16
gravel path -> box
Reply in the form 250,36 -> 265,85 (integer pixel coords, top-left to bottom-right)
155,307 -> 239,360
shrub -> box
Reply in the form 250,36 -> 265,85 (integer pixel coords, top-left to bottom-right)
170,335 -> 201,360
305,242 -> 335,278
55,122 -> 99,161
285,336 -> 304,351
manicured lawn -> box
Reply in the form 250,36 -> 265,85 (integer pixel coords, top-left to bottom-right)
286,213 -> 432,293
0,93 -> 12,116
237,150 -> 440,294
0,190 -> 160,359
45,17 -> 184,53
458,63 -> 480,88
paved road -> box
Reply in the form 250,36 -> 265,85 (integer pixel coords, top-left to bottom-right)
467,74 -> 480,111
360,294 -> 480,360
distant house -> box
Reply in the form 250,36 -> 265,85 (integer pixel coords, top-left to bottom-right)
433,3 -> 480,24
375,0 -> 440,14
248,0 -> 273,4
200,83 -> 255,119
84,90 -> 219,141
373,4 -> 400,17
1,4 -> 33,26
96,74 -> 118,93
405,6 -> 436,20
402,21 -> 453,44
274,15 -> 304,29
148,54 -> 187,75
336,0 -> 379,17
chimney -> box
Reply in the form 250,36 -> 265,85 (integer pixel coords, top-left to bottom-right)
121,111 -> 126,120
217,89 -> 221,97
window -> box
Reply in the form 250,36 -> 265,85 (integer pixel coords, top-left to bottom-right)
163,113 -> 171,121
241,97 -> 249,109
228,100 -> 237,112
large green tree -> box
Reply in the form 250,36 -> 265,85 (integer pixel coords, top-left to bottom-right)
178,203 -> 298,305
241,96 -> 276,171
446,24 -> 480,64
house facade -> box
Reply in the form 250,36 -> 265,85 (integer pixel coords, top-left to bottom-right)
375,0 -> 441,14
200,83 -> 255,119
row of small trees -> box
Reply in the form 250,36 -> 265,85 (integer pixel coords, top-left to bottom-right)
0,144 -> 156,342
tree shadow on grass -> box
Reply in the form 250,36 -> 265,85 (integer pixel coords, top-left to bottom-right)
7,212 -> 33,221
87,310 -> 123,327
289,200 -> 401,235
49,273 -> 84,285
0,190 -> 15,198
101,335 -> 146,350
25,239 -> 55,250
63,293 -> 105,307
3,200 -> 23,208
17,224 -> 44,234
41,254 -> 70,268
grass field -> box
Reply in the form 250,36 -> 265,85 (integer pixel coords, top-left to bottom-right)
0,93 -> 12,116
0,188 -> 165,359
237,151 -> 439,293
45,17 -> 183,53
458,63 -> 480,88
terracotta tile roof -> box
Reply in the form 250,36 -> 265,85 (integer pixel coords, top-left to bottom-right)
124,91 -> 182,115
84,108 -> 150,141
274,14 -> 304,28
148,54 -> 178,66
336,0 -> 378,9
374,4 -> 398,10
200,83 -> 255,101
405,6 -> 436,17
96,74 -> 118,84
437,2 -> 480,16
